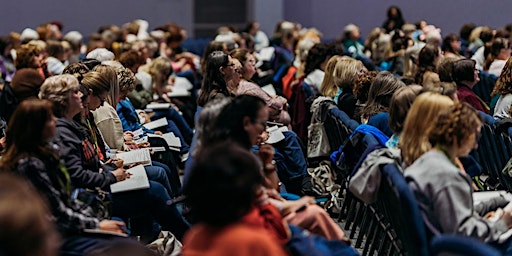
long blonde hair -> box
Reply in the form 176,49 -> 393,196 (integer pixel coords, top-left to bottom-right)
320,55 -> 343,97
399,92 -> 454,166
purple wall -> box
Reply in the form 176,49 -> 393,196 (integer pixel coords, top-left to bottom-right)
284,0 -> 512,40
2,0 -> 511,41
0,0 -> 193,37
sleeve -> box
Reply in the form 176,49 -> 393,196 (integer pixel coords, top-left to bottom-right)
474,196 -> 509,216
434,174 -> 509,242
245,85 -> 284,111
57,128 -> 117,189
116,101 -> 155,134
95,107 -> 125,151
17,158 -> 100,232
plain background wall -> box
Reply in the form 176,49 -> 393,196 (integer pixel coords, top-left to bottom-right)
284,0 -> 512,40
1,0 -> 511,40
0,0 -> 193,37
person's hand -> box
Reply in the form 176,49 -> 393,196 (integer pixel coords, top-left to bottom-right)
258,143 -> 274,167
112,168 -> 130,182
257,131 -> 270,145
111,159 -> 124,169
124,141 -> 139,149
154,131 -> 163,136
99,220 -> 126,234
137,142 -> 150,148
167,76 -> 176,86
0,137 -> 5,150
123,131 -> 134,142
501,210 -> 512,228
280,96 -> 287,105
281,196 -> 315,216
138,112 -> 151,124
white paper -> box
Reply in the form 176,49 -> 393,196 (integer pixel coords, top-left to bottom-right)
134,136 -> 148,144
278,126 -> 289,132
115,148 -> 152,166
146,103 -> 171,110
257,47 -> 275,61
110,165 -> 150,193
132,128 -> 144,138
143,117 -> 167,130
151,147 -> 166,152
261,84 -> 277,96
167,89 -> 191,97
266,126 -> 285,144
147,132 -> 181,148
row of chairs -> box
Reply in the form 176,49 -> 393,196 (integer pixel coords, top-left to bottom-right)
472,119 -> 512,191
321,105 -> 502,255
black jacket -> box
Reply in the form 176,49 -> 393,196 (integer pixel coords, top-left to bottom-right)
55,118 -> 116,190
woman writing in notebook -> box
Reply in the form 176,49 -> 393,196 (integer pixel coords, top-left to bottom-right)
39,74 -> 190,242
0,99 -> 127,255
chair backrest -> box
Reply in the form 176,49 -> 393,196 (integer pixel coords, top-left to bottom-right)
472,71 -> 498,105
325,108 -> 357,150
379,163 -> 429,256
473,124 -> 503,188
429,234 -> 501,256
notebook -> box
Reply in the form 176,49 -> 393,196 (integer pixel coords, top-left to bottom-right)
110,165 -> 150,193
143,117 -> 167,130
115,148 -> 152,166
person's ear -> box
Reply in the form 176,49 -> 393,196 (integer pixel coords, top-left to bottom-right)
243,116 -> 252,131
219,66 -> 226,76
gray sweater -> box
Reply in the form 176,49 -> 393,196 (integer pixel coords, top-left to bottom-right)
405,150 -> 509,243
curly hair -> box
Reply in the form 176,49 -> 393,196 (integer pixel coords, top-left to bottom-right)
353,70 -> 379,103
491,57 -> 512,96
428,102 -> 483,148
62,63 -> 90,83
15,44 -> 41,69
39,74 -> 80,117
116,67 -> 136,92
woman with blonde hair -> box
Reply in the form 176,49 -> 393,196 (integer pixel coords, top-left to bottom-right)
146,56 -> 173,102
405,103 -> 512,254
399,92 -> 454,166
319,55 -> 343,99
333,56 -> 366,120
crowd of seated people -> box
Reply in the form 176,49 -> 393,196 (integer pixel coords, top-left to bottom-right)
3,6 -> 512,255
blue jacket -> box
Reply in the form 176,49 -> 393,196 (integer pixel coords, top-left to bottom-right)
116,98 -> 154,134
